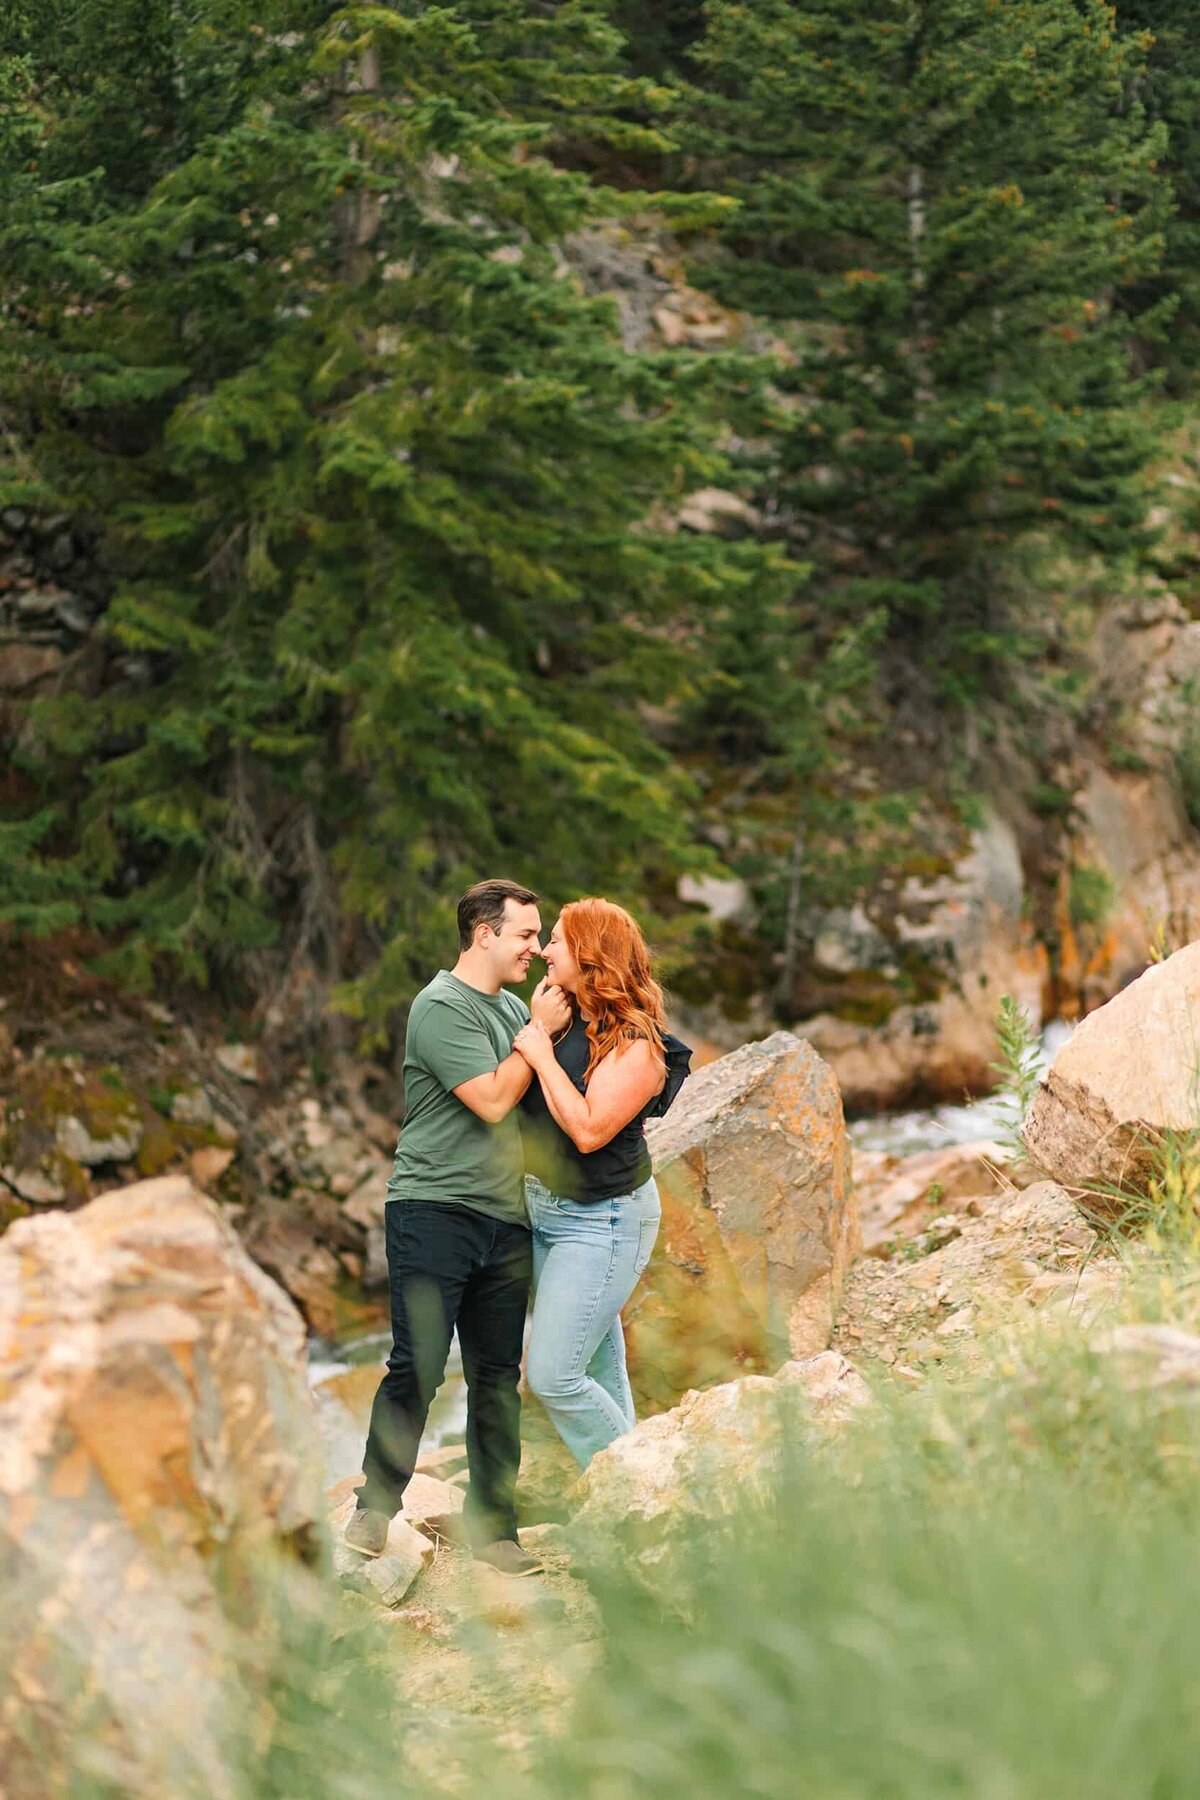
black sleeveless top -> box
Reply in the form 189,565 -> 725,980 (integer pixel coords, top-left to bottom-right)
519,1017 -> 692,1203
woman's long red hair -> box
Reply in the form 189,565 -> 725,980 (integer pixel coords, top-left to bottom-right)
560,898 -> 666,1083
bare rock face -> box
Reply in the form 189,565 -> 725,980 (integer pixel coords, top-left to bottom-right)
0,1176 -> 326,1799
798,810 -> 1047,1111
628,1033 -> 858,1412
1022,942 -> 1200,1200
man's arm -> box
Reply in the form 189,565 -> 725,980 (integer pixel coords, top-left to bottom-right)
453,1050 -> 534,1124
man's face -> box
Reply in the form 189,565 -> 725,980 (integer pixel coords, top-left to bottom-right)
480,899 -> 542,985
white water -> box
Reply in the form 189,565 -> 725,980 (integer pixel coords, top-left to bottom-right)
849,1019 -> 1073,1157
308,1328 -> 468,1485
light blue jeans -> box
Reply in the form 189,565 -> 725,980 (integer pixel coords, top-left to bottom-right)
525,1173 -> 661,1468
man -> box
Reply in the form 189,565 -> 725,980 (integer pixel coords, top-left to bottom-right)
345,878 -> 569,1576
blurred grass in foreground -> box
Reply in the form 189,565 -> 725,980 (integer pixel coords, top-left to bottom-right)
61,1302 -> 1200,1800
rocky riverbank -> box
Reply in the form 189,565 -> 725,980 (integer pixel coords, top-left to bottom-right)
3,942 -> 1200,1794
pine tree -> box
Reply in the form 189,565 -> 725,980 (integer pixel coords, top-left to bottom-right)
687,0 -> 1170,706
0,0 -> 747,1038
1111,0 -> 1200,388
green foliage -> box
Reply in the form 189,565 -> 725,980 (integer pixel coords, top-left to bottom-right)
990,992 -> 1042,1146
685,0 -> 1169,698
0,0 -> 757,1035
1173,675 -> 1200,828
683,579 -> 916,1008
0,0 -> 1191,1039
0,812 -> 84,935
1068,860 -> 1117,937
63,1323 -> 1200,1800
1108,0 -> 1200,389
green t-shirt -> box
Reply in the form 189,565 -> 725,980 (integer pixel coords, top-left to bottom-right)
387,970 -> 531,1225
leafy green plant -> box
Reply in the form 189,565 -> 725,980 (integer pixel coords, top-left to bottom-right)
1068,861 -> 1117,938
990,993 -> 1043,1151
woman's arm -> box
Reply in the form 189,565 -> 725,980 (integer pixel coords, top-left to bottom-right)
512,1023 -> 664,1154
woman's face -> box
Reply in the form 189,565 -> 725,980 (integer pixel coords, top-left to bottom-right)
541,916 -> 580,994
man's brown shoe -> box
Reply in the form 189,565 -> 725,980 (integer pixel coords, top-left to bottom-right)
474,1538 -> 543,1578
344,1507 -> 390,1556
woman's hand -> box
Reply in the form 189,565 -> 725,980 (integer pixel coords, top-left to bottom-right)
513,1019 -> 557,1072
529,977 -> 571,1036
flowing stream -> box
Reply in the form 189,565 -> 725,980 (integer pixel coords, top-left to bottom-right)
309,1020 -> 1073,1484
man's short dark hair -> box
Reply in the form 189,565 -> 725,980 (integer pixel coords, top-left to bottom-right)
457,879 -> 540,950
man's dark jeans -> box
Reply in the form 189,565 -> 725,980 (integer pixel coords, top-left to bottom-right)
356,1199 -> 531,1544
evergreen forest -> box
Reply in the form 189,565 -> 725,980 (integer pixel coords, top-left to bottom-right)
2,0 -> 1196,1046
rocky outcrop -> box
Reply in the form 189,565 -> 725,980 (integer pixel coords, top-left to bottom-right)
0,1176 -> 326,1800
0,1011 -> 393,1337
627,1033 -> 858,1412
853,1137 -> 1028,1254
1022,941 -> 1200,1202
571,1353 -> 869,1603
833,1181 -> 1113,1372
798,810 -> 1048,1111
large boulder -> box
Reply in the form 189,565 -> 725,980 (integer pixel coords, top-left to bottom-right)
571,1354 -> 869,1603
1022,942 -> 1200,1201
0,1176 -> 326,1799
627,1034 -> 859,1412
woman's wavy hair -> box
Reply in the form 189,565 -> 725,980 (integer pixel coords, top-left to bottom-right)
560,898 -> 666,1083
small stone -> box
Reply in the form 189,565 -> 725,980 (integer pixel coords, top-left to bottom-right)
53,593 -> 91,633
935,1306 -> 976,1339
333,1537 -> 429,1608
189,1145 -> 236,1188
2,1166 -> 66,1205
171,1088 -> 214,1126
47,532 -> 75,571
215,1043 -> 260,1084
56,1113 -> 142,1167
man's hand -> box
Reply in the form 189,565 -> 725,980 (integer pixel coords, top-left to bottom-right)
529,977 -> 571,1036
513,1020 -> 557,1073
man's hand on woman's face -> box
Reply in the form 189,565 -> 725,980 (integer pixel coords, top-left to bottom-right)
529,977 -> 571,1035
513,1020 -> 556,1070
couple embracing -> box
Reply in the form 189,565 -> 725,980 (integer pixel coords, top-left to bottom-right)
345,879 -> 691,1575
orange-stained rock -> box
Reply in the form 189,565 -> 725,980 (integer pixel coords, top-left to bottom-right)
0,1176 -> 325,1800
627,1033 -> 858,1412
1023,941 -> 1200,1203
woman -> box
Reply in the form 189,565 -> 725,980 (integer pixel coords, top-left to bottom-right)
512,898 -> 690,1468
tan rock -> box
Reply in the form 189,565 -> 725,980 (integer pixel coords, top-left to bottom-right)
572,1361 -> 862,1602
243,1198 -> 380,1339
55,1109 -> 142,1166
326,1468 -> 465,1533
854,1138 -> 1017,1253
214,1042 -> 260,1084
776,1350 -> 873,1419
1091,1322 -> 1200,1390
629,1032 -> 858,1412
0,641 -> 63,691
342,1162 -> 390,1229
0,1177 -> 325,1800
190,1144 -> 236,1188
1022,941 -> 1200,1201
833,1181 -> 1110,1371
